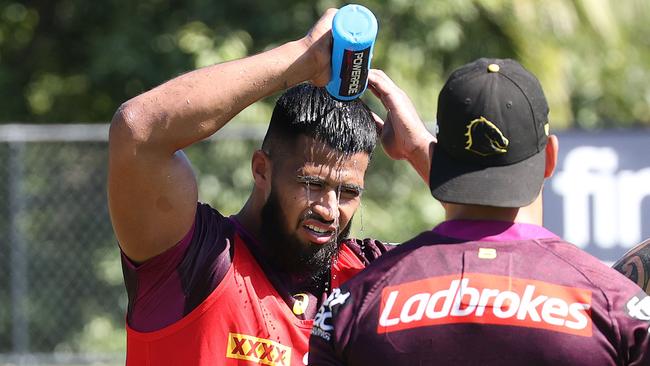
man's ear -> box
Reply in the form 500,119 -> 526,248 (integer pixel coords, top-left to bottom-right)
252,150 -> 272,195
544,135 -> 559,179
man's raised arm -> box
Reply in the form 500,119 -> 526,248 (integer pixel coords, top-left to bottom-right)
108,10 -> 336,262
367,69 -> 436,184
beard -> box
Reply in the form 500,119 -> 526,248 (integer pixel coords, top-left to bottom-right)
260,186 -> 352,288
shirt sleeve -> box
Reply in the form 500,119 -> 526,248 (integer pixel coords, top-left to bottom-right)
120,218 -> 196,331
120,202 -> 235,332
308,336 -> 344,366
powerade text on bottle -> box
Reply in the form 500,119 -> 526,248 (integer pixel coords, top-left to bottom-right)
326,4 -> 378,101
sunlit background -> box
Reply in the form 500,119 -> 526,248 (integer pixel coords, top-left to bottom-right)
1,0 -> 649,364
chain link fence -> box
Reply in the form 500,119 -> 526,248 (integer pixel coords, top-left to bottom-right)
0,125 -> 123,365
0,123 -> 438,366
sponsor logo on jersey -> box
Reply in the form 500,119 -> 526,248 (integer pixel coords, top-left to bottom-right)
377,273 -> 593,337
292,293 -> 309,316
312,288 -> 351,341
226,333 -> 291,366
625,292 -> 650,333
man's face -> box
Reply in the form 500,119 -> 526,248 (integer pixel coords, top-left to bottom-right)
260,136 -> 369,278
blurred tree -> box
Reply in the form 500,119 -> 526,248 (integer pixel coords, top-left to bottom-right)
0,142 -> 124,354
0,0 -> 649,127
1,0 -> 650,358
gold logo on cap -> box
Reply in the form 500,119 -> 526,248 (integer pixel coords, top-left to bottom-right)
464,116 -> 509,156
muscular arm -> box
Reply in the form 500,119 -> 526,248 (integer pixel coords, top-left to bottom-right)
108,10 -> 336,262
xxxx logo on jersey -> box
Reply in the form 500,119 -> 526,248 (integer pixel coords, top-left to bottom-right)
226,333 -> 291,366
378,273 -> 593,337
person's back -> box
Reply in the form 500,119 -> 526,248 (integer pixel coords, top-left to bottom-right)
309,58 -> 650,365
311,226 -> 650,365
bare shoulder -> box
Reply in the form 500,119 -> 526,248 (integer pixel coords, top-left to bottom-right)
613,238 -> 650,295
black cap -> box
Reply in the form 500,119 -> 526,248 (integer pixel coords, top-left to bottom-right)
430,58 -> 550,208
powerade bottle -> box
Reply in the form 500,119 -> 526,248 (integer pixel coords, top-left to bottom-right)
326,4 -> 378,101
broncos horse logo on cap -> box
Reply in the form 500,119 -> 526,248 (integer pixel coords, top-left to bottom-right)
464,116 -> 509,156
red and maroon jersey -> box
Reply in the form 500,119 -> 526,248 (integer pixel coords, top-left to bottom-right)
309,221 -> 650,365
120,203 -> 389,365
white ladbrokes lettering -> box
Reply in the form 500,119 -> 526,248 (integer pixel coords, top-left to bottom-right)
377,274 -> 593,337
380,279 -> 589,329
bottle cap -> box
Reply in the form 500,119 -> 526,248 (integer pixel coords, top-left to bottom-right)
332,4 -> 378,44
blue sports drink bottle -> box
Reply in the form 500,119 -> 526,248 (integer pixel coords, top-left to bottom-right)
326,4 -> 378,101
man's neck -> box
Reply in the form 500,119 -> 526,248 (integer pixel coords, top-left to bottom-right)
443,194 -> 544,225
234,195 -> 263,240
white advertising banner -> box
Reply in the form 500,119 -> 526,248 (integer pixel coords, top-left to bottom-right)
544,131 -> 650,262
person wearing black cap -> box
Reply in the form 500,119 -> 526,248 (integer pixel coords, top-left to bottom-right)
309,58 -> 650,365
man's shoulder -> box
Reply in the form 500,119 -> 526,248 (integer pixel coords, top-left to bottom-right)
358,229 -> 461,263
196,201 -> 227,221
534,237 -> 637,291
341,237 -> 399,265
189,201 -> 238,251
340,233 -> 643,308
338,231 -> 455,298
193,202 -> 238,235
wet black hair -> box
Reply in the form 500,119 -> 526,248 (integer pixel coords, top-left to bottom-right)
262,83 -> 378,157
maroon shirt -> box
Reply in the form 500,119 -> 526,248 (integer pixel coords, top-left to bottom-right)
121,203 -> 389,332
309,220 -> 650,365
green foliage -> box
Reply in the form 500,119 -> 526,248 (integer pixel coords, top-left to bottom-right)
1,0 -> 650,127
357,147 -> 442,242
2,0 -> 650,359
0,144 -> 10,350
